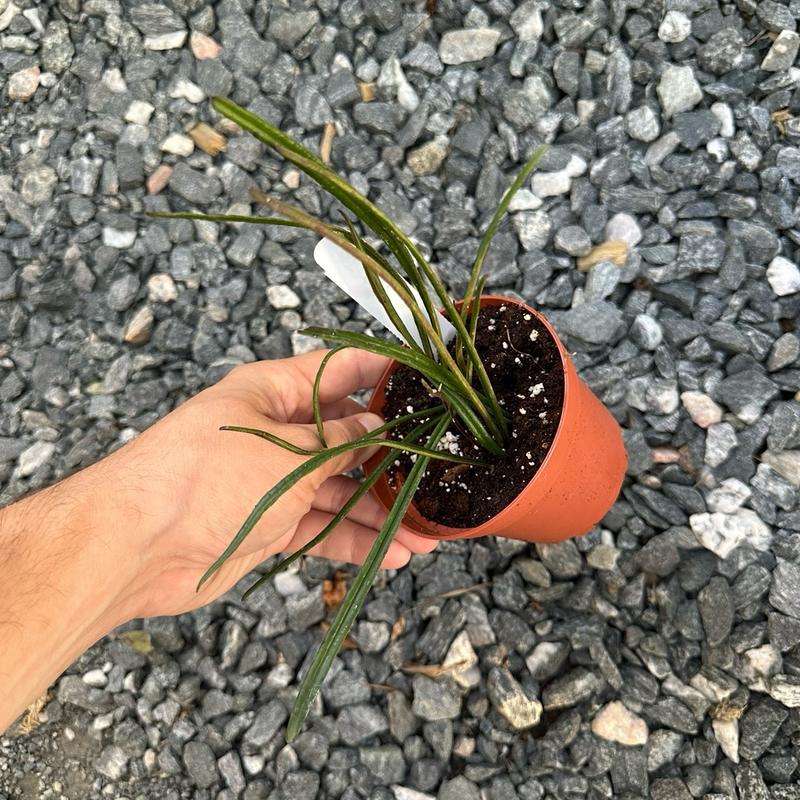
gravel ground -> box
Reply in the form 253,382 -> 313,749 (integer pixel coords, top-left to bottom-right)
2,0 -> 800,798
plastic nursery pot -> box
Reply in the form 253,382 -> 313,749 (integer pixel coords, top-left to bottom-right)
364,295 -> 627,544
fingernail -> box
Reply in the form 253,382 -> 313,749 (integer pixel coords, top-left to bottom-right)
357,412 -> 384,434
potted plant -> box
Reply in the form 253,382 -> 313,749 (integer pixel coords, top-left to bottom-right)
150,97 -> 627,741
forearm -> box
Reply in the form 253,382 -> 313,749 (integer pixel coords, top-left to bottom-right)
0,463 -> 146,732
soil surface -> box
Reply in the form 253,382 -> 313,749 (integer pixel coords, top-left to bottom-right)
382,303 -> 564,528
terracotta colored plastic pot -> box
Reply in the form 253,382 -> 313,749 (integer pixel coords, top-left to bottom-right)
364,295 -> 627,543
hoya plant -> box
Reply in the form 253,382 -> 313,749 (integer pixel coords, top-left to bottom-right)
151,96 -> 546,740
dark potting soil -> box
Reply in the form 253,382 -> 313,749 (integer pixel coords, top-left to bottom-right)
382,303 -> 564,529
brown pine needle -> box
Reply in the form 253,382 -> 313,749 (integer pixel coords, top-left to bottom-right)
320,122 -> 335,164
323,570 -> 349,612
401,659 -> 468,678
18,691 -> 49,735
390,616 -> 406,641
413,582 -> 491,610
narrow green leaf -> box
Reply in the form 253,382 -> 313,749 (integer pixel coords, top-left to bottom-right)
241,413 -> 437,601
340,212 -> 423,355
241,447 -> 398,601
301,327 -> 473,402
312,346 -> 348,447
286,415 -> 451,741
463,274 -> 488,382
301,326 -> 504,451
199,409 -> 445,590
462,144 -> 548,317
146,210 -> 301,227
221,422 -> 482,465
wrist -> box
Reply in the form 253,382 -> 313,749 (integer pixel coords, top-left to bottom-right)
0,466 -> 149,731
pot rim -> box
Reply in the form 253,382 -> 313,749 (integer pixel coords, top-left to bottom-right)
365,294 -> 575,538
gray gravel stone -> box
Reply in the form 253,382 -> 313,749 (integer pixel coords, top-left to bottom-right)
412,676 -> 461,721
697,577 -> 734,646
657,66 -> 703,117
770,560 -> 800,619
183,741 -> 218,789
168,162 -> 222,205
560,300 -> 623,345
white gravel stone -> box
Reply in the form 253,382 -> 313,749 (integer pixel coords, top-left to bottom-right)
169,78 -> 205,103
513,210 -> 552,250
711,102 -> 735,138
510,2 -> 543,41
267,285 -> 301,309
392,788 -> 435,800
443,630 -> 480,689
0,3 -> 19,31
102,67 -> 127,93
273,571 -> 306,596
103,227 -> 137,249
743,644 -> 782,692
144,30 -> 187,50
123,306 -> 154,345
378,55 -> 419,112
440,28 -> 502,65
712,718 -> 739,763
125,100 -> 155,125
605,213 -> 642,247
565,154 -> 588,177
767,256 -> 800,296
657,65 -> 703,117
690,508 -> 771,558
762,450 -> 800,488
21,165 -> 57,206
8,65 -> 40,102
658,11 -> 691,43
508,189 -> 543,211
591,701 -> 648,746
532,169 -> 572,198
160,133 -> 195,156
706,478 -> 751,514
681,391 -> 723,428
82,669 -> 108,688
17,441 -> 55,477
707,138 -> 728,162
625,105 -> 661,142
147,274 -> 177,303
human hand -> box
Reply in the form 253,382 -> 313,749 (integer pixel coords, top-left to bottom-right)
91,348 -> 437,619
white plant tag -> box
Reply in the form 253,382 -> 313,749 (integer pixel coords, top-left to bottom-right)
313,238 -> 456,352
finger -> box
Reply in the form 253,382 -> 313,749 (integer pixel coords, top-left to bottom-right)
308,412 -> 386,482
289,397 -> 367,425
313,477 -> 440,555
286,348 -> 390,404
291,510 -> 416,569
321,397 -> 367,421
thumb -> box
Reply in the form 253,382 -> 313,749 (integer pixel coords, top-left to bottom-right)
314,412 -> 385,481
